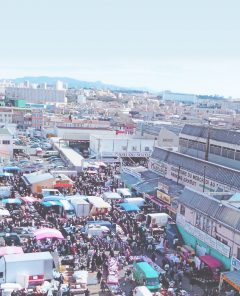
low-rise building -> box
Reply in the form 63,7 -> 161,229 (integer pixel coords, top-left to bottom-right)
89,134 -> 155,159
0,128 -> 13,162
22,172 -> 55,193
149,147 -> 240,193
179,124 -> 240,170
135,124 -> 179,150
176,187 -> 240,270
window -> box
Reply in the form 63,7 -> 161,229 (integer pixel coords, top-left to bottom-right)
2,140 -> 10,145
122,146 -> 127,151
235,150 -> 240,161
237,248 -> 240,260
163,138 -> 173,142
132,146 -> 137,151
0,272 -> 3,278
179,138 -> 188,148
198,142 -> 206,152
188,140 -> 198,149
145,147 -> 150,151
222,239 -> 228,246
222,147 -> 235,159
210,144 -> 221,155
180,204 -> 185,216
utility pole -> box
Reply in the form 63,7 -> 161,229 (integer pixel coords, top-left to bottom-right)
177,165 -> 181,184
203,165 -> 206,192
205,120 -> 211,161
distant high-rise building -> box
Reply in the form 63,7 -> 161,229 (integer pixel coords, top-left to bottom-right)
162,91 -> 197,103
5,86 -> 66,104
56,80 -> 64,90
40,83 -> 47,89
24,80 -> 30,88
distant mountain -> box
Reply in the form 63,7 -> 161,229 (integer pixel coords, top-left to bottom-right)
8,76 -> 147,92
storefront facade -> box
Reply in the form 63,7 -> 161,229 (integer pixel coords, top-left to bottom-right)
177,214 -> 231,269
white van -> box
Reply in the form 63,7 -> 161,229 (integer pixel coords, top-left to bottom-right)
43,150 -> 59,158
133,286 -> 152,296
146,213 -> 171,228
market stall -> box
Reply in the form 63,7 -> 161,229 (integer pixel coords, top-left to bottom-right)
219,271 -> 240,293
87,196 -> 111,216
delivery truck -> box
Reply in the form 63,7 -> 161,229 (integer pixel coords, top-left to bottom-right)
146,213 -> 171,228
0,251 -> 53,285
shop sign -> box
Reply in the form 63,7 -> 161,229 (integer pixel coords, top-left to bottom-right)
158,182 -> 169,194
176,214 -> 231,258
117,152 -> 151,157
231,257 -> 240,271
149,160 -> 167,176
156,190 -> 171,205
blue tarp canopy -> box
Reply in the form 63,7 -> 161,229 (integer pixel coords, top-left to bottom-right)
41,201 -> 63,207
119,203 -> 140,212
3,166 -> 21,171
2,198 -> 22,205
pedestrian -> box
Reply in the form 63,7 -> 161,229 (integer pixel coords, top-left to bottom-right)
96,270 -> 102,283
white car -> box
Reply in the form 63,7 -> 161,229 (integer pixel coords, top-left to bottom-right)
33,159 -> 44,164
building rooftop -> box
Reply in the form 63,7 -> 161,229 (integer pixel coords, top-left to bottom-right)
178,187 -> 240,232
151,147 -> 240,190
180,124 -> 240,145
22,172 -> 54,185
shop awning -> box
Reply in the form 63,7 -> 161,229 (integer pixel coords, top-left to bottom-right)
119,203 -> 140,212
222,271 -> 240,292
41,201 -> 63,207
2,198 -> 22,205
199,255 -> 222,269
54,183 -> 73,188
33,228 -> 64,240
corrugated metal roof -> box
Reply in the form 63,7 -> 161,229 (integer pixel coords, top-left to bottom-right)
23,172 -> 54,185
178,188 -> 240,231
181,124 -> 240,145
150,147 -> 240,190
134,172 -> 184,196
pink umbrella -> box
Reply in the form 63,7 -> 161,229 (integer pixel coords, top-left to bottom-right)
0,246 -> 23,256
33,228 -> 64,240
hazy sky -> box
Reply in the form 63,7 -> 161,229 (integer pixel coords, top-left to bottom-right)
1,0 -> 240,97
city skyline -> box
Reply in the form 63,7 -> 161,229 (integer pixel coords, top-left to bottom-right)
1,0 -> 240,97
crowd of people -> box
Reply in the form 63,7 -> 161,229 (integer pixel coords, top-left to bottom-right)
0,162 -> 228,296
